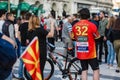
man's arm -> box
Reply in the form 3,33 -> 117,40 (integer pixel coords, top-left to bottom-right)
47,20 -> 54,38
9,24 -> 17,48
67,24 -> 72,39
17,31 -> 21,42
2,34 -> 16,47
9,24 -> 16,41
92,24 -> 100,39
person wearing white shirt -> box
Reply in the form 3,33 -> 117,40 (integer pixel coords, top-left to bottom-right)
0,9 -> 6,33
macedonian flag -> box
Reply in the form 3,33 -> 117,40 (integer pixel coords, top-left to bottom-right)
21,37 -> 42,80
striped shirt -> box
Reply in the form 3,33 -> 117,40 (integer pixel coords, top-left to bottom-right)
62,22 -> 72,39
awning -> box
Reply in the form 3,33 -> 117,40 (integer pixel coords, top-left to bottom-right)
38,4 -> 45,14
29,4 -> 45,16
18,2 -> 30,11
0,1 -> 17,11
0,1 -> 8,10
41,9 -> 45,13
10,4 -> 17,11
29,5 -> 39,13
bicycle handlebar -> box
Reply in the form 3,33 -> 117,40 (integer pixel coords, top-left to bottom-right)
47,42 -> 55,52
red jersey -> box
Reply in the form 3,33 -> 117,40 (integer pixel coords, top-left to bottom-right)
72,20 -> 100,60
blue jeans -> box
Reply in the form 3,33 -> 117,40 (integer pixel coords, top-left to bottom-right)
18,46 -> 26,78
16,38 -> 21,58
107,40 -> 115,65
5,73 -> 12,80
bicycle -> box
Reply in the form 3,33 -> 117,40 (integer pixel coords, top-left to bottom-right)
24,42 -> 82,80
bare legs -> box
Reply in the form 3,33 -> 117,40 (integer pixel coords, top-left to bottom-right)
81,69 -> 99,80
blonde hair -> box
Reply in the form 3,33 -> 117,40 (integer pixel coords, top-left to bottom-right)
28,15 -> 40,31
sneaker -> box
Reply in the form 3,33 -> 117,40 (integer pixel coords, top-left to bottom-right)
109,66 -> 115,69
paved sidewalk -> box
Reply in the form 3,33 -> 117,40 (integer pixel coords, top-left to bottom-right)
53,41 -> 120,80
13,41 -> 120,80
87,63 -> 120,80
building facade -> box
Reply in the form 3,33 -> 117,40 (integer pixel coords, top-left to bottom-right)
0,0 -> 113,17
73,0 -> 113,14
35,0 -> 113,17
39,0 -> 113,17
112,0 -> 120,15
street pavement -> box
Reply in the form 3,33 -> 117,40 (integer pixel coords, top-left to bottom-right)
13,41 -> 120,80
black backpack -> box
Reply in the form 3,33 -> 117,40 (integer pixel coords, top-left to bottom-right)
0,38 -> 17,69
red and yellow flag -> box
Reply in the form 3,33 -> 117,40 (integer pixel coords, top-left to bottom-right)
21,37 -> 42,80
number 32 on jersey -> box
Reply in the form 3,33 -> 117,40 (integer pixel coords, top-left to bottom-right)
75,26 -> 88,36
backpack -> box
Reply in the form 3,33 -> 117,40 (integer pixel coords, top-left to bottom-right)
0,38 -> 17,69
2,20 -> 11,37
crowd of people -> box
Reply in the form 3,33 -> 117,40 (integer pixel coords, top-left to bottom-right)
0,7 -> 120,80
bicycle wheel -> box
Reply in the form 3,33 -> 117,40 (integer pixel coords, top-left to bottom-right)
68,58 -> 82,80
44,58 -> 54,80
23,58 -> 54,80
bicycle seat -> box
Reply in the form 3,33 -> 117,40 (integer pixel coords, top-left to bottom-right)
47,42 -> 55,52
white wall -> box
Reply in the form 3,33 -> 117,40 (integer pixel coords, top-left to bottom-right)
43,1 -> 51,17
10,0 -> 19,5
70,2 -> 77,14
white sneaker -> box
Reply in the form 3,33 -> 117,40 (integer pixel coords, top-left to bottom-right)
109,66 -> 115,69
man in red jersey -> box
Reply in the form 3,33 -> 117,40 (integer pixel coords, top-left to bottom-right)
72,8 -> 100,80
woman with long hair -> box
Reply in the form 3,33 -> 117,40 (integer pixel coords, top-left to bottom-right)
105,16 -> 116,69
27,15 -> 54,79
112,17 -> 120,73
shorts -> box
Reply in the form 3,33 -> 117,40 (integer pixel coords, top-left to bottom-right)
80,58 -> 99,71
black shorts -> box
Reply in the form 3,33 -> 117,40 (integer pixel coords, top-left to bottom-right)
80,58 -> 99,71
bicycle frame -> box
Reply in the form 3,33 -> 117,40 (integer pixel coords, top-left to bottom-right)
48,49 -> 74,78
23,42 -> 82,80
47,42 -> 82,79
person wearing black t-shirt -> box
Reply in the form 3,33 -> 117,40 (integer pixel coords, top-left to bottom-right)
71,14 -> 79,26
91,13 -> 100,58
27,15 -> 54,79
17,13 -> 32,80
